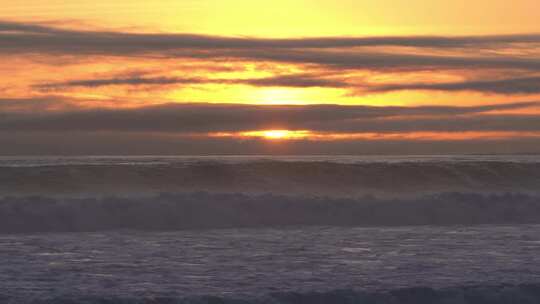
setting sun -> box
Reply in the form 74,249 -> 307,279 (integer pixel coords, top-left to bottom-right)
241,130 -> 312,140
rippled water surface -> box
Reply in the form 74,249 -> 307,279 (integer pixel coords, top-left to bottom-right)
2,225 -> 540,302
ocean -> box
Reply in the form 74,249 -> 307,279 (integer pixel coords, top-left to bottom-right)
1,155 -> 540,303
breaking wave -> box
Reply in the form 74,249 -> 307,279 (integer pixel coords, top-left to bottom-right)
2,192 -> 540,233
2,157 -> 540,233
1,159 -> 540,197
22,284 -> 540,304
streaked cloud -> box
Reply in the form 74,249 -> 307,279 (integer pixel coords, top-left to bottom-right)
35,73 -> 540,97
2,100 -> 538,133
3,20 -> 540,51
36,74 -> 350,90
2,20 -> 540,73
368,76 -> 540,95
2,130 -> 539,155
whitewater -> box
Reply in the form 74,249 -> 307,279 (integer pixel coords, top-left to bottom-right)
1,155 -> 540,303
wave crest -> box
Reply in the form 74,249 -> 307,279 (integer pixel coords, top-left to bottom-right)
1,160 -> 540,197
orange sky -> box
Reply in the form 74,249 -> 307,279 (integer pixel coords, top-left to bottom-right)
1,1 -> 540,153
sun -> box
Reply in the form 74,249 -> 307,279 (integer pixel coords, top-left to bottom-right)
239,130 -> 312,140
262,130 -> 293,139
207,129 -> 313,140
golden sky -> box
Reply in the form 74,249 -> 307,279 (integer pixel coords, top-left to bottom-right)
1,1 -> 540,154
3,0 -> 540,36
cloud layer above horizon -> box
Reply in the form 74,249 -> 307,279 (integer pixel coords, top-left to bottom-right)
2,18 -> 540,154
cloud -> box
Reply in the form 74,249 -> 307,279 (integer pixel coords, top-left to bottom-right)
36,74 -> 350,90
368,76 -> 540,94
36,77 -> 209,89
1,130 -> 540,156
1,100 -> 538,133
306,114 -> 540,133
228,49 -> 540,72
3,20 -> 540,73
35,73 -> 540,97
0,97 -> 78,112
3,20 -> 540,51
241,74 -> 350,88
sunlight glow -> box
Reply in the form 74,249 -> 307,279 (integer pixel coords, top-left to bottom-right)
242,130 -> 312,140
207,130 -> 540,141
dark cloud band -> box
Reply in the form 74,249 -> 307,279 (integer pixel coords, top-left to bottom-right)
3,20 -> 540,50
35,73 -> 540,96
368,76 -> 540,94
1,100 -> 538,133
3,20 -> 540,73
36,74 -> 350,90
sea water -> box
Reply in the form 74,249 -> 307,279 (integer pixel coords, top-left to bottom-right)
1,155 -> 540,303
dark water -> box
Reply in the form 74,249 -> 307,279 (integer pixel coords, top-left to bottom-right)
2,225 -> 540,303
1,156 -> 540,303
